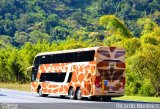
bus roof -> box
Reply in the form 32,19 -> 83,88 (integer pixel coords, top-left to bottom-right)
35,46 -> 125,57
36,47 -> 99,57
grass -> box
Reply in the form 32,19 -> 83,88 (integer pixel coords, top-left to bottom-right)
0,83 -> 159,103
0,83 -> 30,92
113,96 -> 160,103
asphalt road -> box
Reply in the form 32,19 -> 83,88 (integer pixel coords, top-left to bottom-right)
0,88 -> 159,109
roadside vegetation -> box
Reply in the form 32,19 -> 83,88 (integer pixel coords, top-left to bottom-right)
0,83 -> 30,92
113,96 -> 160,103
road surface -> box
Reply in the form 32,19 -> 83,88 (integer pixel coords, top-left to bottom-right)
0,88 -> 159,109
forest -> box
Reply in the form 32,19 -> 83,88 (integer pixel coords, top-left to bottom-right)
0,0 -> 160,97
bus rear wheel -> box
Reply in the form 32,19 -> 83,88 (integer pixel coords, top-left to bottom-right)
76,88 -> 82,100
38,88 -> 48,97
68,88 -> 75,99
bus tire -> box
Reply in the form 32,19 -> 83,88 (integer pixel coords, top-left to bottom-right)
102,96 -> 111,101
76,88 -> 82,100
38,88 -> 48,97
68,87 -> 75,99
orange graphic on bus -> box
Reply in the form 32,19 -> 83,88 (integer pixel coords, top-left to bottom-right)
27,46 -> 125,101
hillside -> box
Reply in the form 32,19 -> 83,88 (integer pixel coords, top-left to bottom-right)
0,0 -> 160,46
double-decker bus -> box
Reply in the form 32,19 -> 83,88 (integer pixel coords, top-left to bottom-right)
27,46 -> 125,101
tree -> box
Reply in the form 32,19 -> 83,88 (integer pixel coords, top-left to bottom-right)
14,31 -> 29,46
29,30 -> 50,43
50,26 -> 70,40
99,15 -> 133,38
137,18 -> 158,35
128,45 -> 160,96
0,35 -> 11,44
138,18 -> 160,45
15,14 -> 30,32
117,38 -> 141,57
45,14 -> 59,34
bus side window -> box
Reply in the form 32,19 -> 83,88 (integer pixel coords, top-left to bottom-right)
64,53 -> 74,63
74,51 -> 95,62
74,52 -> 83,62
83,50 -> 95,61
49,54 -> 55,64
31,73 -> 37,82
31,65 -> 39,82
55,54 -> 64,63
40,73 -> 67,82
41,55 -> 47,64
67,73 -> 72,82
40,73 -> 44,82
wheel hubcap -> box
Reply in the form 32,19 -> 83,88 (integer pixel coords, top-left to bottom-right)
77,90 -> 81,99
39,89 -> 42,96
69,89 -> 74,99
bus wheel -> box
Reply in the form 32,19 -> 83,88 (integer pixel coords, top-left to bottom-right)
76,88 -> 82,100
38,88 -> 48,97
68,88 -> 75,99
102,96 -> 111,101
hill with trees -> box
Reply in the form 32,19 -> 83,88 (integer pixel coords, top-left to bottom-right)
0,0 -> 160,97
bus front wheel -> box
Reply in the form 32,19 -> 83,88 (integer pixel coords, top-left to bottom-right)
38,88 -> 48,97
